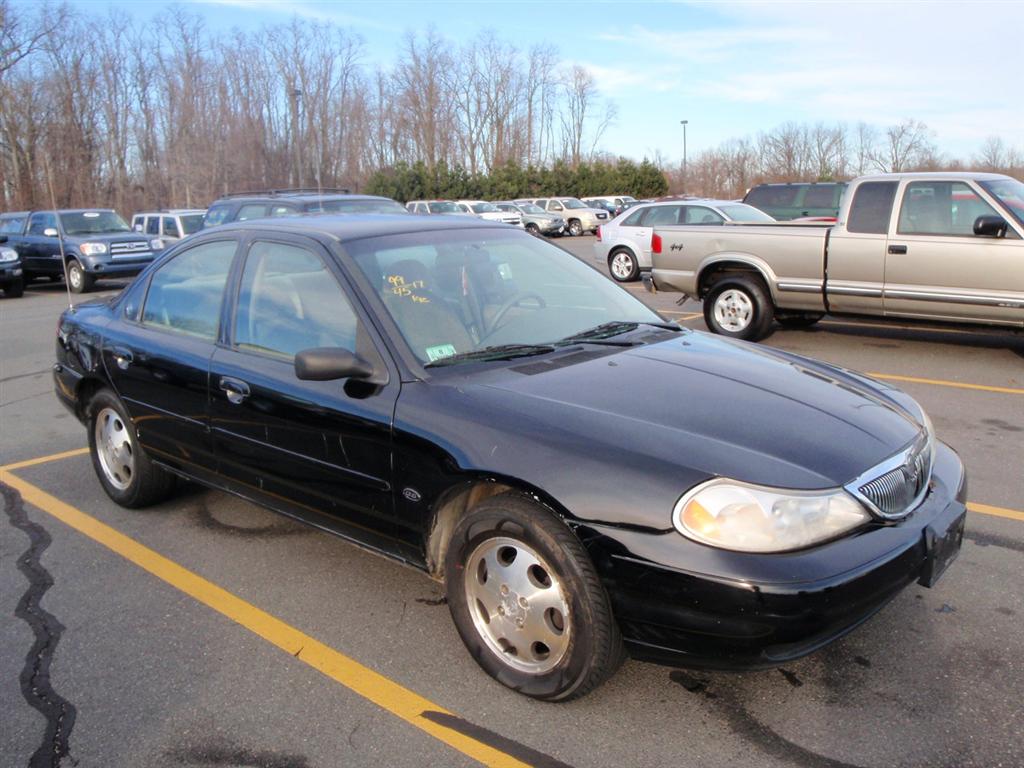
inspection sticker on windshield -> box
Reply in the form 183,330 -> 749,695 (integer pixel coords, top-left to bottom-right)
425,344 -> 457,362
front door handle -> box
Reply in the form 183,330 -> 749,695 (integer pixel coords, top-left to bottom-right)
888,244 -> 908,254
110,346 -> 133,370
219,376 -> 250,405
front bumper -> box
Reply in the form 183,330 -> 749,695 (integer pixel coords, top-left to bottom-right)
0,262 -> 22,282
85,256 -> 154,278
580,441 -> 967,670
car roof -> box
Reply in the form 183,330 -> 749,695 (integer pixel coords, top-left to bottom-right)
853,171 -> 1013,182
0,211 -> 29,217
212,213 -> 510,242
135,209 -> 206,215
212,194 -> 393,205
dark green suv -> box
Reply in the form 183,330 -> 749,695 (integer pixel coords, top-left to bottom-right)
742,182 -> 848,220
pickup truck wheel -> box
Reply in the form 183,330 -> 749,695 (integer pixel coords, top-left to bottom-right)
704,276 -> 774,341
445,492 -> 624,700
608,249 -> 639,282
67,260 -> 94,294
88,389 -> 175,508
776,312 -> 824,329
567,219 -> 583,237
3,277 -> 24,298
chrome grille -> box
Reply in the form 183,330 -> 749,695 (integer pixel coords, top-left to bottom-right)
849,433 -> 931,520
110,241 -> 150,255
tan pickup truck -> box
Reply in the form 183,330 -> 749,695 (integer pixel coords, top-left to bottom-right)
647,172 -> 1024,340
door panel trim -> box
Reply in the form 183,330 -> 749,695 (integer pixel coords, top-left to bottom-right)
884,288 -> 1024,308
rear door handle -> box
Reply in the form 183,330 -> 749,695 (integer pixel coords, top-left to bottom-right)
219,376 -> 250,405
888,245 -> 908,254
110,346 -> 133,370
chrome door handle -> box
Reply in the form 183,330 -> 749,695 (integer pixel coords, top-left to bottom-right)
219,377 -> 250,405
111,347 -> 133,370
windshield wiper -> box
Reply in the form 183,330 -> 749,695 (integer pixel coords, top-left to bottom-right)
552,320 -> 681,346
424,344 -> 557,368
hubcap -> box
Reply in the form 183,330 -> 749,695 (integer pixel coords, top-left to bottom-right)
464,536 -> 571,674
611,252 -> 635,279
713,289 -> 754,332
94,407 -> 134,490
69,265 -> 81,288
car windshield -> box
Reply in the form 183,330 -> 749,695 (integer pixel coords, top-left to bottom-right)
561,198 -> 587,210
60,211 -> 131,235
718,204 -> 776,223
180,214 -> 205,235
428,201 -> 459,214
315,199 -> 407,214
470,203 -> 499,213
518,203 -> 545,214
978,178 -> 1024,227
345,228 -> 666,365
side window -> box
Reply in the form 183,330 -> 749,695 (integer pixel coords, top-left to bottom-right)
234,241 -> 359,359
621,208 -> 647,227
684,206 -> 725,225
0,216 -> 25,233
237,204 -> 268,222
746,186 -> 799,208
549,201 -> 564,211
146,217 -> 160,235
644,206 -> 682,226
141,240 -> 237,339
132,215 -> 143,232
803,185 -> 838,208
897,181 -> 998,236
847,182 -> 898,235
162,217 -> 180,238
27,213 -> 56,235
203,205 -> 233,228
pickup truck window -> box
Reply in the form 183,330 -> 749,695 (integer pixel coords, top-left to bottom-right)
0,216 -> 26,233
63,211 -> 131,235
979,178 -> 1024,227
847,182 -> 898,234
897,181 -> 998,237
27,212 -> 58,235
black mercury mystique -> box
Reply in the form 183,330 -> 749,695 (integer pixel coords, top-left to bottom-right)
54,215 -> 967,700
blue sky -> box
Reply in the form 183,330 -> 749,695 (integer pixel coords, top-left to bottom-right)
70,0 -> 1024,164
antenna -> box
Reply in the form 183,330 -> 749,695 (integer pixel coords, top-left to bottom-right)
43,157 -> 74,311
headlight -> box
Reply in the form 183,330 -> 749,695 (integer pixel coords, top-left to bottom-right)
150,238 -> 165,250
673,479 -> 871,553
0,247 -> 18,262
79,242 -> 107,256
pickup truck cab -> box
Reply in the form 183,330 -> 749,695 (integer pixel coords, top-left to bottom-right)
649,172 -> 1024,340
6,209 -> 161,293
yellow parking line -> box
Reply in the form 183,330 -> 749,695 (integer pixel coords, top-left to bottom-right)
0,447 -> 90,472
968,502 -> 1024,523
867,372 -> 1024,395
0,469 -> 532,768
661,311 -> 703,320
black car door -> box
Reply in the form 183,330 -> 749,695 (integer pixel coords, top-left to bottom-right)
207,234 -> 409,559
101,237 -> 240,482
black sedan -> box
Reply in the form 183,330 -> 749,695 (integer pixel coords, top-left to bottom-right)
54,214 -> 967,700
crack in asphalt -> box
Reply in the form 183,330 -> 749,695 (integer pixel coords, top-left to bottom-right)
2,482 -> 78,768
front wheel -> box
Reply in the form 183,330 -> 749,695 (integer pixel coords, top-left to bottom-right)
703,275 -> 774,341
88,389 -> 175,508
525,223 -> 540,237
67,260 -> 95,294
567,219 -> 583,237
445,492 -> 624,701
608,249 -> 639,282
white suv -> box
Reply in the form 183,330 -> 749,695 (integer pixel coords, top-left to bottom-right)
454,200 -> 522,227
526,198 -> 608,236
131,209 -> 206,243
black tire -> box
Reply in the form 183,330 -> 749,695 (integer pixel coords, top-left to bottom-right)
525,223 -> 540,236
87,388 -> 175,508
608,248 -> 639,282
567,219 -> 583,237
444,492 -> 624,701
67,259 -> 94,294
2,277 -> 23,298
703,274 -> 774,341
776,312 -> 824,329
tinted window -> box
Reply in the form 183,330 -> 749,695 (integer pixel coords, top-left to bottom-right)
181,214 -> 204,235
146,217 -> 160,235
897,181 -> 999,236
745,186 -> 799,207
204,205 -> 233,228
683,206 -> 725,225
847,182 -> 898,234
62,211 -> 131,235
27,213 -> 57,235
234,241 -> 358,358
162,217 -> 180,237
316,199 -> 407,214
803,185 -> 839,208
237,204 -> 268,221
141,240 -> 236,339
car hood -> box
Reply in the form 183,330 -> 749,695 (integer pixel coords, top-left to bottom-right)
67,232 -> 148,243
472,331 -> 922,491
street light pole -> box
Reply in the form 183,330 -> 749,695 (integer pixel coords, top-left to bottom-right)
680,119 -> 688,194
292,88 -> 304,188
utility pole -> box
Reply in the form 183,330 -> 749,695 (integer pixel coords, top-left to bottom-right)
680,119 -> 688,194
291,87 -> 304,188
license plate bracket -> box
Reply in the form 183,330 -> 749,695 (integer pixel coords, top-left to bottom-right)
918,509 -> 966,588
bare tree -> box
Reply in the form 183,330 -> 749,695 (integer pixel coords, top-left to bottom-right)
873,119 -> 934,173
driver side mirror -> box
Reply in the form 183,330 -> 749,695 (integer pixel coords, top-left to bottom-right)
134,223 -> 144,232
294,347 -> 386,386
43,227 -> 59,238
974,215 -> 1008,238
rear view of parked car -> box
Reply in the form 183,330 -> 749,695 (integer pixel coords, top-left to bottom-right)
596,200 -> 773,282
743,182 -> 847,220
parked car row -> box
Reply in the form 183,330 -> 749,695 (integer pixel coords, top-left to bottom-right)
406,196 -> 622,237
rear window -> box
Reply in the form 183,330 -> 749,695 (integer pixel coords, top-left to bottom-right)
847,182 -> 898,234
204,205 -> 233,228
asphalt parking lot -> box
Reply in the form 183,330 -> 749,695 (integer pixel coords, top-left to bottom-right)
2,239 -> 1023,768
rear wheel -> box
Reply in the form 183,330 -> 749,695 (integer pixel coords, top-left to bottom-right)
776,312 -> 824,329
703,275 -> 774,341
3,277 -> 23,298
87,389 -> 175,508
67,260 -> 94,294
608,249 -> 639,282
445,492 -> 624,700
567,219 -> 583,237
